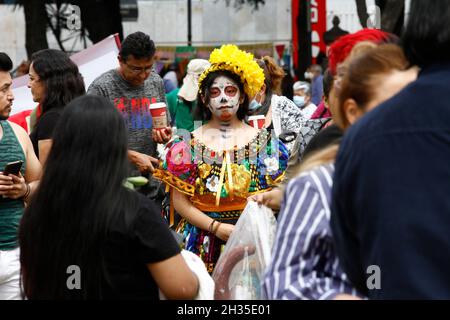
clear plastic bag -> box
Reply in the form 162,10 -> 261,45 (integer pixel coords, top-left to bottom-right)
212,201 -> 277,300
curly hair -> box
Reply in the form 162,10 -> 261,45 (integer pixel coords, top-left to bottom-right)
120,31 -> 156,61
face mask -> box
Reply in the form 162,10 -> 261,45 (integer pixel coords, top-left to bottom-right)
293,95 -> 305,108
249,92 -> 262,111
249,99 -> 261,111
304,72 -> 313,80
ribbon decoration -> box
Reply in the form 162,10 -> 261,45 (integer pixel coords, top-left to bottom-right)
215,150 -> 234,207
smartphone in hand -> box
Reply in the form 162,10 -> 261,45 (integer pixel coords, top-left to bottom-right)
3,160 -> 24,176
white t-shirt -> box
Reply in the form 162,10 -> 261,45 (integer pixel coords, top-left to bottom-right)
299,103 -> 317,120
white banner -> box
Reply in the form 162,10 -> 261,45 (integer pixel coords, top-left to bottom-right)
11,34 -> 121,116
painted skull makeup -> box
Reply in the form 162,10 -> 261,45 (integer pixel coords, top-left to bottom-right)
208,76 -> 241,122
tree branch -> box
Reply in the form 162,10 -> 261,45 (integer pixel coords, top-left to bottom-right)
355,0 -> 369,28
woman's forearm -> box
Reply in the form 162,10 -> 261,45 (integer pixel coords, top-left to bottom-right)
173,189 -> 214,232
28,180 -> 39,198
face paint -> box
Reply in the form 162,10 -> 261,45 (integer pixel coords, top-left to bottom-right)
207,76 -> 240,122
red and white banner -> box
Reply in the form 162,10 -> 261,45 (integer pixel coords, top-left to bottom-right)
292,0 -> 327,70
311,0 -> 327,61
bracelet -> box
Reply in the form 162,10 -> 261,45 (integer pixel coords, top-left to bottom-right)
213,222 -> 221,235
208,219 -> 217,234
23,183 -> 31,200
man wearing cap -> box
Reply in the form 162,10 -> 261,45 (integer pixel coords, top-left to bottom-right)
166,59 -> 210,132
293,81 -> 317,120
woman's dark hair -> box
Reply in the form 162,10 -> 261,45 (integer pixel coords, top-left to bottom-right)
120,31 -> 156,61
196,70 -> 249,122
19,95 -> 136,299
281,65 -> 294,101
0,52 -> 12,72
31,49 -> 85,113
402,0 -> 450,67
322,68 -> 334,100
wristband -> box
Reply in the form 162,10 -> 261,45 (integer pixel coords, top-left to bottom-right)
208,219 -> 216,234
213,221 -> 222,235
23,183 -> 31,200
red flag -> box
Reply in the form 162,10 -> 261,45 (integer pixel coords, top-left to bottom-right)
275,44 -> 285,59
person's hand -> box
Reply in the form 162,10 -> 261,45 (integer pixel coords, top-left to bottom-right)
0,172 -> 27,199
214,223 -> 234,242
247,188 -> 283,211
130,151 -> 160,173
0,172 -> 14,197
247,192 -> 268,205
152,127 -> 172,144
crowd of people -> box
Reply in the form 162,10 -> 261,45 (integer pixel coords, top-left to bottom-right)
0,0 -> 450,300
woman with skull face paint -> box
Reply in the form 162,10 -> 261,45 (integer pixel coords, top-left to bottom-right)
153,45 -> 289,273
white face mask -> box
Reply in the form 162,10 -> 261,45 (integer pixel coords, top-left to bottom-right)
208,76 -> 241,122
249,91 -> 263,111
293,95 -> 306,108
304,72 -> 314,80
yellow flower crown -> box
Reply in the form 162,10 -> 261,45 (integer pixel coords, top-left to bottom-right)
198,44 -> 265,98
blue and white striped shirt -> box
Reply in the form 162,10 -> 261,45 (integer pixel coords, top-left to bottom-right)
263,163 -> 359,300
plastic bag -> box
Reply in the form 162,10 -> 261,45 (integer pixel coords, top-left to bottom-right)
160,249 -> 215,300
181,249 -> 215,300
212,201 -> 277,300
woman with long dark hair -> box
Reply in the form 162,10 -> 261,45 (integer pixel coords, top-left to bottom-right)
28,49 -> 85,165
19,95 -> 198,299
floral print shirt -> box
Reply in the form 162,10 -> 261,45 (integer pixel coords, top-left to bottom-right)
271,95 -> 307,152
